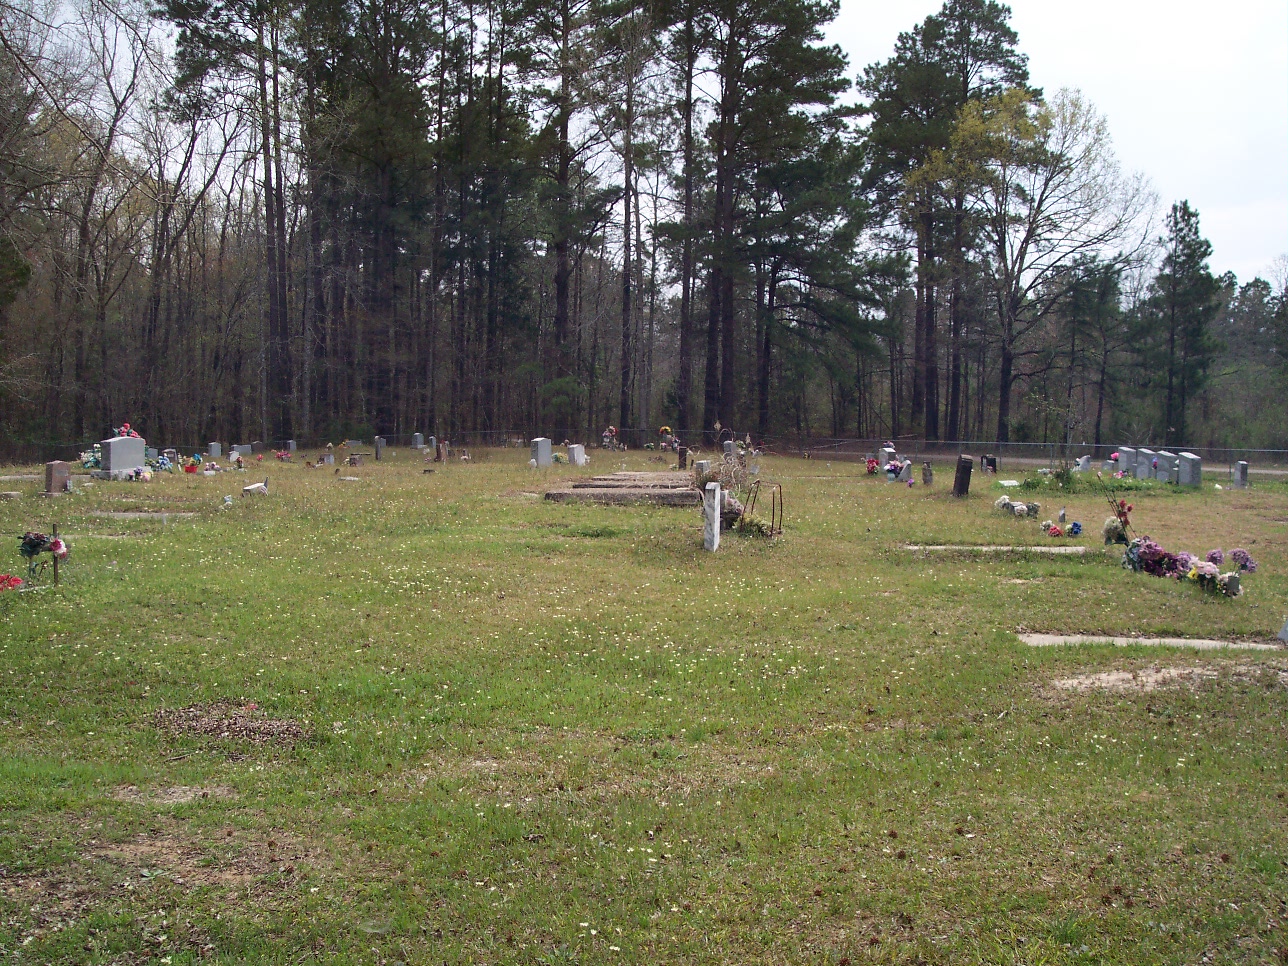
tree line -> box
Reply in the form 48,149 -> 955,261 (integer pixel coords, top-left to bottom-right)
1,0 -> 1285,455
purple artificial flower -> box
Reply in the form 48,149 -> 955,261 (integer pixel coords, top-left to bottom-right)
1229,548 -> 1257,573
1205,549 -> 1224,566
1174,551 -> 1195,572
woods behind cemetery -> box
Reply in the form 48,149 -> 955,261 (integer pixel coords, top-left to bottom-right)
1,0 -> 1285,455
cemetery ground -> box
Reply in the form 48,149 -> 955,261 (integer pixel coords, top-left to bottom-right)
1,451 -> 1286,966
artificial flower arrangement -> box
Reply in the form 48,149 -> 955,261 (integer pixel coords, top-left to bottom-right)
552,451 -> 569,464
995,496 -> 1041,518
19,531 -> 69,576
114,422 -> 141,438
866,458 -> 879,475
80,443 -> 102,469
274,449 -> 293,461
1101,498 -> 1133,545
1121,539 -> 1256,597
0,574 -> 24,591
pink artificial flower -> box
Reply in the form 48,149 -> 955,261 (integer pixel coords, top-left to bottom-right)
48,538 -> 68,560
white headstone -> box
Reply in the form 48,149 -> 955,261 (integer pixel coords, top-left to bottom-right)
427,436 -> 437,456
880,446 -> 897,466
1136,448 -> 1156,479
287,439 -> 296,452
723,440 -> 735,458
320,453 -> 335,466
703,482 -> 721,552
101,435 -> 146,476
1073,455 -> 1091,472
1233,461 -> 1248,489
530,437 -> 552,467
1177,452 -> 1202,486
208,442 -> 222,458
1117,447 -> 1135,476
412,433 -> 424,449
568,443 -> 587,466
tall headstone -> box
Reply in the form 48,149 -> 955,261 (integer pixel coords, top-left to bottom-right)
412,433 -> 424,450
1136,448 -> 1156,479
921,462 -> 933,486
1233,461 -> 1249,489
530,437 -> 552,468
208,442 -> 222,458
44,461 -> 70,495
703,482 -> 722,552
287,439 -> 296,453
101,435 -> 146,476
952,455 -> 973,498
1177,452 -> 1202,486
677,446 -> 688,470
1157,451 -> 1178,483
723,440 -> 735,459
374,436 -> 386,461
880,446 -> 897,466
568,443 -> 587,466
1117,446 -> 1135,476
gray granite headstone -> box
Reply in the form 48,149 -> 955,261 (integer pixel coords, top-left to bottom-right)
880,447 -> 897,466
1157,451 -> 1178,483
412,433 -> 424,450
897,460 -> 912,482
44,460 -> 70,495
208,442 -> 222,458
1278,619 -> 1288,644
1073,455 -> 1091,472
1101,460 -> 1115,473
146,447 -> 159,460
693,459 -> 711,477
530,437 -> 552,468
1177,452 -> 1202,486
677,446 -> 688,470
1233,461 -> 1248,489
101,435 -> 146,475
1117,447 -> 1135,476
568,443 -> 587,466
251,440 -> 264,454
374,436 -> 386,461
320,453 -> 335,465
723,440 -> 735,458
1136,447 -> 1156,479
703,482 -> 721,552
921,462 -> 933,486
287,439 -> 296,452
163,448 -> 178,463
427,436 -> 437,457
233,444 -> 253,457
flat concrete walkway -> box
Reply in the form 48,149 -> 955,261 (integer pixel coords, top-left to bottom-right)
1019,633 -> 1279,651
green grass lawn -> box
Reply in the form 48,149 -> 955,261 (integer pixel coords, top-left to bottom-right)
1,449 -> 1285,964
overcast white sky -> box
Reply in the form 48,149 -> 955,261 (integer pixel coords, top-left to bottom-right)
826,0 -> 1288,283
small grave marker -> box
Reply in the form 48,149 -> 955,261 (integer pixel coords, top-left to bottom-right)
1278,620 -> 1288,644
880,446 -> 897,466
568,443 -> 587,466
693,459 -> 711,477
413,433 -> 424,449
1233,461 -> 1248,489
897,460 -> 912,483
677,446 -> 688,470
374,436 -> 386,461
922,462 -> 933,486
43,461 -> 70,496
703,482 -> 721,551
287,439 -> 296,453
146,447 -> 159,460
1073,455 -> 1091,472
723,440 -> 735,459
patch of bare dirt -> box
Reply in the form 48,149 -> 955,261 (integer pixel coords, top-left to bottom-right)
152,701 -> 308,744
112,784 -> 236,804
1051,663 -> 1288,694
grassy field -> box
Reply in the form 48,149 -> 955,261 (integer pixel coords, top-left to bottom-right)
1,448 -> 1285,965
